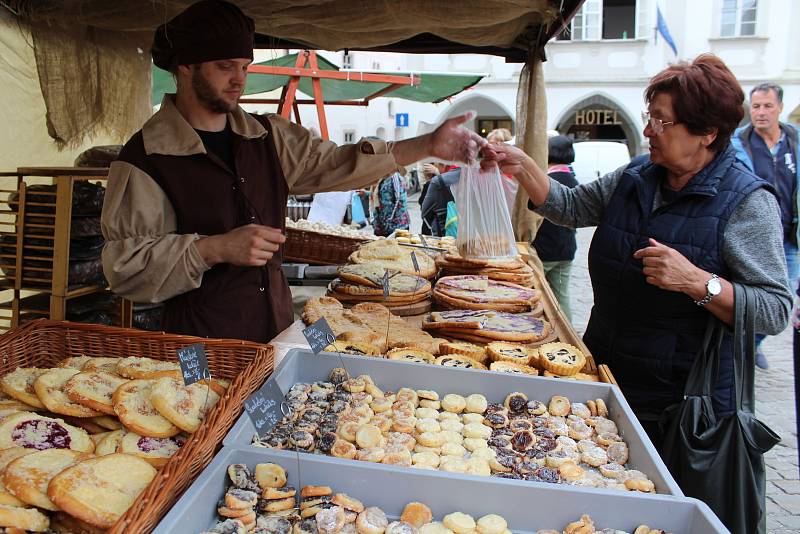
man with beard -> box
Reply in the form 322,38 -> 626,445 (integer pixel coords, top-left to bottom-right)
102,0 -> 486,343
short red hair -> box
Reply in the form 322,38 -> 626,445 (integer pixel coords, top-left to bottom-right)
645,54 -> 744,153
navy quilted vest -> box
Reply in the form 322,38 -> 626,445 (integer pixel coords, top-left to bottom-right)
584,145 -> 771,421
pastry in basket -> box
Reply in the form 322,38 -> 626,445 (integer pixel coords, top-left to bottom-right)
338,264 -> 432,293
95,429 -> 126,455
91,415 -> 123,431
433,355 -> 486,370
48,453 -> 157,529
116,356 -> 182,380
433,276 -> 538,313
0,503 -> 50,532
0,389 -> 41,415
82,358 -> 123,375
33,368 -> 103,418
538,343 -> 586,377
488,361 -> 539,375
0,412 -> 94,452
0,448 -> 34,507
438,341 -> 488,364
486,342 -> 538,367
112,380 -> 180,438
149,376 -> 221,433
3,448 -> 89,510
0,367 -> 48,409
58,356 -> 93,370
119,432 -> 186,467
323,342 -> 382,357
63,371 -> 130,416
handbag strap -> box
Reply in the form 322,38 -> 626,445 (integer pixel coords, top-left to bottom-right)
683,314 -> 724,397
733,283 -> 758,413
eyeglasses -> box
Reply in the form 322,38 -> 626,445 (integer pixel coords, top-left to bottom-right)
641,111 -> 677,135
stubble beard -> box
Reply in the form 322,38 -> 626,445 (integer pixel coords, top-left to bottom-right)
191,68 -> 237,114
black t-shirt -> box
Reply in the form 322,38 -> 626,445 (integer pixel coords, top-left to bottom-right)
532,170 -> 579,262
195,123 -> 235,171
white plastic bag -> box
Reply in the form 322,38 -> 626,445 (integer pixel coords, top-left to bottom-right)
450,164 -> 517,259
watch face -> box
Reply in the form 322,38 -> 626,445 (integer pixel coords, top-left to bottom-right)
708,277 -> 722,296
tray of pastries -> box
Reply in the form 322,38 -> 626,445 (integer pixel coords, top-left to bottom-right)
154,447 -> 727,534
223,350 -> 682,497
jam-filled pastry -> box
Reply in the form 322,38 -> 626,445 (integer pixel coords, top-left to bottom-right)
503,392 -> 527,414
0,411 -> 94,452
119,432 -> 185,467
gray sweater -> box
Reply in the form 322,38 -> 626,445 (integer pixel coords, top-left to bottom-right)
533,165 -> 792,335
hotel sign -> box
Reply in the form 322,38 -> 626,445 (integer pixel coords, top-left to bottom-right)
574,109 -> 622,126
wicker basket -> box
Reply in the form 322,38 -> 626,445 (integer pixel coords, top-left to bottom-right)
283,227 -> 372,265
0,319 -> 274,533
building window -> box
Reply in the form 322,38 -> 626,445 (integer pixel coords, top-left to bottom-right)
721,0 -> 757,37
342,52 -> 352,69
477,118 -> 514,138
343,130 -> 356,144
556,0 -> 637,41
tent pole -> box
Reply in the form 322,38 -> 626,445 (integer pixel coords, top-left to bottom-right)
308,51 -> 329,140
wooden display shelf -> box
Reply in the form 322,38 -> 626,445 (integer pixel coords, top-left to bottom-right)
0,167 -> 130,331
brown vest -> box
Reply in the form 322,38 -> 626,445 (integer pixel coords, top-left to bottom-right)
118,116 -> 293,343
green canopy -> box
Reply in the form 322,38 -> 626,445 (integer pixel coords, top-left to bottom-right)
152,53 -> 485,106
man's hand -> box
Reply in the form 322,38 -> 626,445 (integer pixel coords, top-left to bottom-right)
633,238 -> 705,296
196,225 -> 286,267
428,111 -> 487,164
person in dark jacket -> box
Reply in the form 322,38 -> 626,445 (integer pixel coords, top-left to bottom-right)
421,168 -> 458,237
483,54 -> 791,444
731,82 -> 800,369
532,136 -> 579,321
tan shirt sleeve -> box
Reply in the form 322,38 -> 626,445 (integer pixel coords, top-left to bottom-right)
267,114 -> 402,194
101,161 -> 210,303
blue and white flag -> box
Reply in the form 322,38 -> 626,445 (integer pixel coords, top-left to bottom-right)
657,5 -> 678,56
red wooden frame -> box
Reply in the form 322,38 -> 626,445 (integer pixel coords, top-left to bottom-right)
244,51 -> 418,139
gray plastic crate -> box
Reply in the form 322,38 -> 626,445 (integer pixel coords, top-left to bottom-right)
154,446 -> 728,534
224,349 -> 683,496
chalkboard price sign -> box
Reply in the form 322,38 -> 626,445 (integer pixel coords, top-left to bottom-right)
243,379 -> 284,437
302,318 -> 336,355
176,343 -> 209,386
410,251 -> 420,274
382,270 -> 390,300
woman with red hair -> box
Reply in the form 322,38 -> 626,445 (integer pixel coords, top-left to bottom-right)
485,54 -> 790,444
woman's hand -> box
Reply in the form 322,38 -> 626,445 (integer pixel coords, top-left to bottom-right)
480,142 -> 532,175
633,238 -> 706,297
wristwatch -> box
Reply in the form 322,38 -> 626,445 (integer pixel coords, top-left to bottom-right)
695,274 -> 722,306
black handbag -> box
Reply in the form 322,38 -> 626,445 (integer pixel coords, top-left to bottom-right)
659,284 -> 781,534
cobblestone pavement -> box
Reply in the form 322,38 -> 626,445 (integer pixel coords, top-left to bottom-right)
570,227 -> 800,533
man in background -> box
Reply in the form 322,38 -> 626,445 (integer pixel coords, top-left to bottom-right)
732,82 -> 800,369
